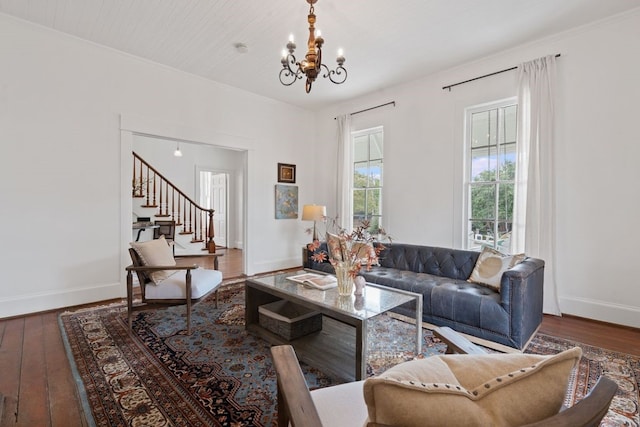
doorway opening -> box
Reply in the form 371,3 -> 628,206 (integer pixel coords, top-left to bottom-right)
127,132 -> 246,278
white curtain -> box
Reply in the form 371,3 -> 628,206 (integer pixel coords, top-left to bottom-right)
336,115 -> 352,230
511,55 -> 561,315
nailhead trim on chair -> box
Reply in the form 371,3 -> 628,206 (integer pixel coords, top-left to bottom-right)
383,362 -> 544,400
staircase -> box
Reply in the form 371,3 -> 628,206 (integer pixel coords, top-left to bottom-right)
132,151 -> 216,255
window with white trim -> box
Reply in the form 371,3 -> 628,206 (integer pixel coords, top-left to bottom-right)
352,127 -> 383,231
465,100 -> 517,253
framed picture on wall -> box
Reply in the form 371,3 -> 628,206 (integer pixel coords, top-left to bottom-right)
277,163 -> 296,183
275,184 -> 298,219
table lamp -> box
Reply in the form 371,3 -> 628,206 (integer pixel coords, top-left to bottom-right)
302,204 -> 326,241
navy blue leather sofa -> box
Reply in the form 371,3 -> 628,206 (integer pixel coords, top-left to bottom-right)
306,242 -> 545,350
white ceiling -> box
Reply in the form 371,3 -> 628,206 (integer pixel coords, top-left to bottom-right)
2,0 -> 639,111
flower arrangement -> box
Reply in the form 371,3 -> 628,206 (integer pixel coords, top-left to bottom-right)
306,218 -> 391,279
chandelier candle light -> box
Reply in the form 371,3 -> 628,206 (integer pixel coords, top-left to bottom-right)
279,0 -> 347,93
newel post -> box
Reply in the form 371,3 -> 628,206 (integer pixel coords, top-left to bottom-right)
206,209 -> 216,253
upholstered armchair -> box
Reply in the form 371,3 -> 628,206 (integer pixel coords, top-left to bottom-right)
126,236 -> 222,334
271,328 -> 617,427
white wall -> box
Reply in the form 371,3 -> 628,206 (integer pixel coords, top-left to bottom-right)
0,14 -> 317,317
314,10 -> 640,328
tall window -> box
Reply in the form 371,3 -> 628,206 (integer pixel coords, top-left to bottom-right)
352,127 -> 383,231
465,100 -> 517,253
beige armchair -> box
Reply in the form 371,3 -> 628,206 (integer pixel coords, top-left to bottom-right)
270,327 -> 617,427
126,236 -> 222,334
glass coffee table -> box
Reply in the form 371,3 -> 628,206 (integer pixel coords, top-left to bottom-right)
245,270 -> 422,381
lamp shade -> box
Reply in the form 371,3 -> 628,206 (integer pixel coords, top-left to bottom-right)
301,204 -> 326,221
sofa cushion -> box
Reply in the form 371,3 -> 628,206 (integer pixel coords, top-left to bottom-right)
363,347 -> 581,427
377,243 -> 479,281
468,247 -> 525,290
359,266 -> 511,343
130,236 -> 177,284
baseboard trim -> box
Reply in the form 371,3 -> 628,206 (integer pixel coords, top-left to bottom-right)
559,296 -> 640,329
0,282 -> 123,319
248,258 -> 301,277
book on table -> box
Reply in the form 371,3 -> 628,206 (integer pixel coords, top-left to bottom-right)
287,273 -> 338,290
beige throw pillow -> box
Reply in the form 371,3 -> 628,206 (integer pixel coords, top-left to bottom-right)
352,241 -> 378,266
468,247 -> 525,291
363,347 -> 582,427
326,232 -> 344,262
130,236 -> 177,284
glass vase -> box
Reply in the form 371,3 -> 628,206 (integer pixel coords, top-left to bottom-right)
334,261 -> 354,296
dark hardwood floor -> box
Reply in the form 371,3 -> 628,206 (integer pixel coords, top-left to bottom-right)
1,247 -> 638,426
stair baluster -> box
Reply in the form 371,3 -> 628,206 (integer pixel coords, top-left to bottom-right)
132,151 -> 216,253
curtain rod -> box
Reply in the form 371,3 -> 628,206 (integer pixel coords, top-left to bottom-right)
334,101 -> 396,120
442,54 -> 561,91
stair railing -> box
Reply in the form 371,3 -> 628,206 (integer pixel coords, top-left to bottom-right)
132,151 -> 216,253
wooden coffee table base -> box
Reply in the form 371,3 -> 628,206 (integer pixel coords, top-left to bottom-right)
245,278 -> 422,382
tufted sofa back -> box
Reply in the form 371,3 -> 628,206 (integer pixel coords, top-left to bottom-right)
376,243 -> 479,281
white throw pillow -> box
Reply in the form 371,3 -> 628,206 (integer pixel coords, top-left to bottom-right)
130,236 -> 177,284
468,247 -> 525,291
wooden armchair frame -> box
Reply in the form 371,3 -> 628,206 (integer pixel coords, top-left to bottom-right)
125,248 -> 220,335
271,327 -> 618,427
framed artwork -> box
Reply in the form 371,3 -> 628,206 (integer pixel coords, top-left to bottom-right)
275,184 -> 298,219
277,163 -> 296,183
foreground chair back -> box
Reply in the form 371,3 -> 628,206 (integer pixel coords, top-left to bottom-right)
126,245 -> 222,334
270,338 -> 617,427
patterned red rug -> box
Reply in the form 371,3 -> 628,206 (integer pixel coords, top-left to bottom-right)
59,283 -> 639,426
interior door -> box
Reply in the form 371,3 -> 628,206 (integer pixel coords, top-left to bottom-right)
199,170 -> 228,248
211,173 -> 227,248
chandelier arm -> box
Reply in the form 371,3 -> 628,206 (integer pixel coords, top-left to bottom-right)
279,67 -> 304,86
284,53 -> 301,73
279,53 -> 305,86
320,64 -> 348,85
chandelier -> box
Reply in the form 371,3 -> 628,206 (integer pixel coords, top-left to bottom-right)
279,0 -> 347,93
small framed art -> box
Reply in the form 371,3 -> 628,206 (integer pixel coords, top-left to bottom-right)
277,163 -> 296,183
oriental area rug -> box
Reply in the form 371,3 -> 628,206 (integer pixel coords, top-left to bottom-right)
59,282 -> 639,427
